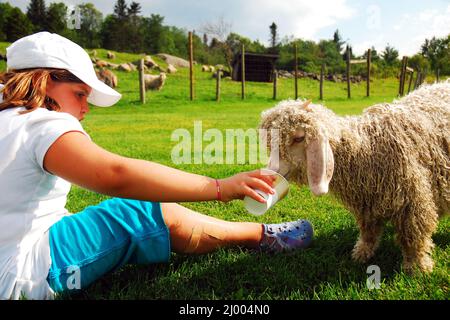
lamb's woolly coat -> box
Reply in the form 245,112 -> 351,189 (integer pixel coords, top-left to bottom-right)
259,81 -> 450,272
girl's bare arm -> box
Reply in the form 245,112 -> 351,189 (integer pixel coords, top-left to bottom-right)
44,131 -> 275,203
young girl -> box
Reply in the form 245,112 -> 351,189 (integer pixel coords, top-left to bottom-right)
0,32 -> 313,300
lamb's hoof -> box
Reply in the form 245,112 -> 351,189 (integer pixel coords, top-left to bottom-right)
351,241 -> 375,263
403,255 -> 434,274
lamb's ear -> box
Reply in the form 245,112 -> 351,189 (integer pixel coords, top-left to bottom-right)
299,99 -> 313,112
305,133 -> 334,196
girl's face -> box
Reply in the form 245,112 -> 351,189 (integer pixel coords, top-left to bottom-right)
46,78 -> 92,121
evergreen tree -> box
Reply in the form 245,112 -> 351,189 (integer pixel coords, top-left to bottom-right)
103,0 -> 131,52
269,22 -> 279,53
333,29 -> 345,53
27,0 -> 47,32
127,1 -> 141,16
127,2 -> 144,52
114,0 -> 128,20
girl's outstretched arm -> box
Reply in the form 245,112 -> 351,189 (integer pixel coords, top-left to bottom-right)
44,131 -> 275,203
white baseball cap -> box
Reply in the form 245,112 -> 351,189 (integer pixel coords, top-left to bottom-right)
6,32 -> 121,107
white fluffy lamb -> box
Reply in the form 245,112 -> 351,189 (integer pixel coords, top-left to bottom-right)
259,81 -> 450,273
144,72 -> 167,91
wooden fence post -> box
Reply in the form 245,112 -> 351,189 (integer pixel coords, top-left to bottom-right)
399,56 -> 408,96
188,31 -> 194,100
138,59 -> 146,104
320,63 -> 324,100
421,68 -> 428,85
346,45 -> 351,99
366,48 -> 371,97
241,44 -> 245,100
398,56 -> 404,96
273,70 -> 277,100
216,69 -> 221,102
294,43 -> 298,99
414,70 -> 421,89
407,71 -> 414,94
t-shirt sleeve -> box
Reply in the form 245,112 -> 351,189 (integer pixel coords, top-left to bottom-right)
24,110 -> 91,172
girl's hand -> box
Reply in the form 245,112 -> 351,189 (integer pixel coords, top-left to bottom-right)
218,169 -> 277,203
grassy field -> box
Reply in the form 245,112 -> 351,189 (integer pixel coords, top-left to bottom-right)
0,44 -> 448,300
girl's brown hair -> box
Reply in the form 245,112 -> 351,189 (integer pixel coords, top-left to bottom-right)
0,68 -> 83,114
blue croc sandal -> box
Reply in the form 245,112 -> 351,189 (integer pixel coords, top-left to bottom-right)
259,219 -> 314,253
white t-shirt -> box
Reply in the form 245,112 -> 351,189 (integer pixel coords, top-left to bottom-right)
0,86 -> 89,299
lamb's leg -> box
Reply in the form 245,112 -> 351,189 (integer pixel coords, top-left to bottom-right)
393,204 -> 438,273
352,215 -> 384,263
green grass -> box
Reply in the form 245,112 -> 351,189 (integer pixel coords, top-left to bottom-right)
0,43 -> 448,300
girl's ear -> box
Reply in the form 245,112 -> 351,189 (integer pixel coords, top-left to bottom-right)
305,132 -> 334,196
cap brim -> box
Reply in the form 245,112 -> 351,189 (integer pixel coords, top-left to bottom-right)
70,69 -> 121,107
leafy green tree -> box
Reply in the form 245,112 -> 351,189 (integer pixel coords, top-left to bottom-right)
142,14 -> 165,53
101,0 -> 135,52
77,3 -> 103,48
318,39 -> 345,73
160,26 -> 188,58
100,14 -> 117,50
0,2 -> 14,41
381,44 -> 399,66
45,2 -> 67,34
421,36 -> 449,77
27,0 -> 47,32
408,53 -> 431,73
6,7 -> 33,42
363,46 -> 380,62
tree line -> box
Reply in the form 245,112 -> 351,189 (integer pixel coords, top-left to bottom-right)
0,0 -> 449,78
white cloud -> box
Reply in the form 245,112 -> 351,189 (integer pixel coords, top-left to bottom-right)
353,4 -> 450,57
402,5 -> 450,55
234,0 -> 356,42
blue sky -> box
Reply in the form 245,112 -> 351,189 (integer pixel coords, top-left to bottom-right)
7,0 -> 450,56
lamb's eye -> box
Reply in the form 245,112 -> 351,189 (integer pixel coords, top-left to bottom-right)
293,136 -> 305,143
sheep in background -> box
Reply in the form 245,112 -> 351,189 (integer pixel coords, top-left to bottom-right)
144,72 -> 167,91
107,51 -> 116,59
95,68 -> 118,88
143,55 -> 159,69
259,81 -> 450,273
166,64 -> 177,74
95,60 -> 109,68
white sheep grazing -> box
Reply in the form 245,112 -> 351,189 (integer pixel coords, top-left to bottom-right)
144,72 -> 167,91
259,80 -> 450,273
107,51 -> 116,59
95,68 -> 118,88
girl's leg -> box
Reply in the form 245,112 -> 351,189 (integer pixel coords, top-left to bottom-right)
161,203 -> 264,254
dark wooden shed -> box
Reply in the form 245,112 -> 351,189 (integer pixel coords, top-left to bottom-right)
232,52 -> 279,82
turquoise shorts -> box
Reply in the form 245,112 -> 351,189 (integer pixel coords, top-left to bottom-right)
46,198 -> 171,293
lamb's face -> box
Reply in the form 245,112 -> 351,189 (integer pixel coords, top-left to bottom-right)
261,111 -> 309,185
260,100 -> 334,196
